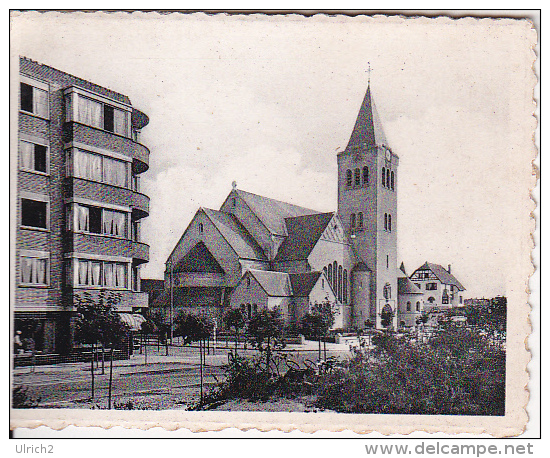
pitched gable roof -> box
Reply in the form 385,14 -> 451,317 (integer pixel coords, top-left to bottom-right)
346,85 -> 388,150
274,212 -> 334,262
416,262 -> 466,291
174,241 -> 224,274
202,208 -> 267,261
248,270 -> 292,297
235,189 -> 319,236
398,277 -> 423,295
289,272 -> 322,297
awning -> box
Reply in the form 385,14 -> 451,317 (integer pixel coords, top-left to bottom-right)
119,313 -> 146,332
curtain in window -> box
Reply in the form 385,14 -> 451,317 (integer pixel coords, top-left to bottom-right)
21,257 -> 47,284
114,263 -> 126,288
75,205 -> 89,232
78,97 -> 102,129
103,157 -> 127,187
113,109 -> 126,136
78,260 -> 89,285
20,141 -> 34,169
33,88 -> 48,118
104,263 -> 114,287
90,261 -> 101,286
74,150 -> 102,182
103,210 -> 126,236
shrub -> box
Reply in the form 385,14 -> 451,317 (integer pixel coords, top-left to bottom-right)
316,323 -> 505,415
12,386 -> 41,409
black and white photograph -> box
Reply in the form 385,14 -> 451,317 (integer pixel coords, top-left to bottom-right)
10,11 -> 537,438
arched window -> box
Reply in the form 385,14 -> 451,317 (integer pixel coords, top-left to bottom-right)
253,304 -> 257,315
428,297 -> 436,304
350,213 -> 356,228
363,166 -> 369,186
338,265 -> 343,302
406,301 -> 411,312
199,222 -> 204,233
358,212 -> 363,228
247,304 -> 252,319
382,167 -> 386,187
386,169 -> 391,189
333,261 -> 338,291
323,266 -> 327,278
391,171 -> 395,191
354,168 -> 361,186
328,264 -> 333,285
384,213 -> 388,231
343,269 -> 348,303
388,214 -> 392,232
416,301 -> 421,311
346,169 -> 352,187
247,277 -> 251,287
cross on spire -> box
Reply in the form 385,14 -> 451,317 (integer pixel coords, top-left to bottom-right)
367,62 -> 372,85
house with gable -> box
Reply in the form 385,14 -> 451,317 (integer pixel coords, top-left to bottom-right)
409,262 -> 466,312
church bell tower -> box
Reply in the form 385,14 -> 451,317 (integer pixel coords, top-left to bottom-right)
337,81 -> 399,329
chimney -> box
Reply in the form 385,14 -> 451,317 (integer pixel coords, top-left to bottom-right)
448,264 -> 452,274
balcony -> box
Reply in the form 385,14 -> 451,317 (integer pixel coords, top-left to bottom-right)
71,289 -> 149,312
63,121 -> 150,174
70,232 -> 149,264
66,178 -> 150,219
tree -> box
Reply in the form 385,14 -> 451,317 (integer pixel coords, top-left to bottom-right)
380,306 -> 394,330
141,320 -> 158,365
75,291 -> 129,407
246,308 -> 284,374
298,301 -> 336,361
464,296 -> 507,339
147,307 -> 170,355
173,312 -> 213,403
223,308 -> 246,356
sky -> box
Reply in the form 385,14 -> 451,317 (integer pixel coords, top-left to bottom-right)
11,12 -> 536,298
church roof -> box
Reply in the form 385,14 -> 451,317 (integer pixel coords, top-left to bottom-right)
415,262 -> 466,291
346,85 -> 388,150
173,242 -> 225,274
203,208 -> 267,261
248,269 -> 293,297
289,272 -> 322,297
274,212 -> 334,261
398,277 -> 423,295
235,189 -> 319,236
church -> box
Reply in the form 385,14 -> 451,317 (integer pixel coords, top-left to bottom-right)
153,81 -> 464,331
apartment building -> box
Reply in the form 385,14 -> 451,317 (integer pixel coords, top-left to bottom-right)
15,57 -> 151,354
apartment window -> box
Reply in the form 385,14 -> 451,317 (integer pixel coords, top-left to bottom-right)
426,283 -> 438,291
20,141 -> 47,173
73,149 -> 128,188
77,96 -> 127,136
346,169 -> 352,187
20,82 -> 48,118
74,203 -> 127,238
20,253 -> 49,286
21,198 -> 48,229
76,259 -> 127,288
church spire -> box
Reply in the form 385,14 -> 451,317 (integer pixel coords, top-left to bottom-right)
346,78 -> 388,150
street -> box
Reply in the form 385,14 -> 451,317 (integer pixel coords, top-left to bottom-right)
13,341 -> 351,410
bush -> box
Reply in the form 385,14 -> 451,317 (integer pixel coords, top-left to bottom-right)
316,324 -> 505,415
12,386 -> 41,408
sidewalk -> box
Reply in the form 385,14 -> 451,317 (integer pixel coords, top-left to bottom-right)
12,340 -> 351,379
